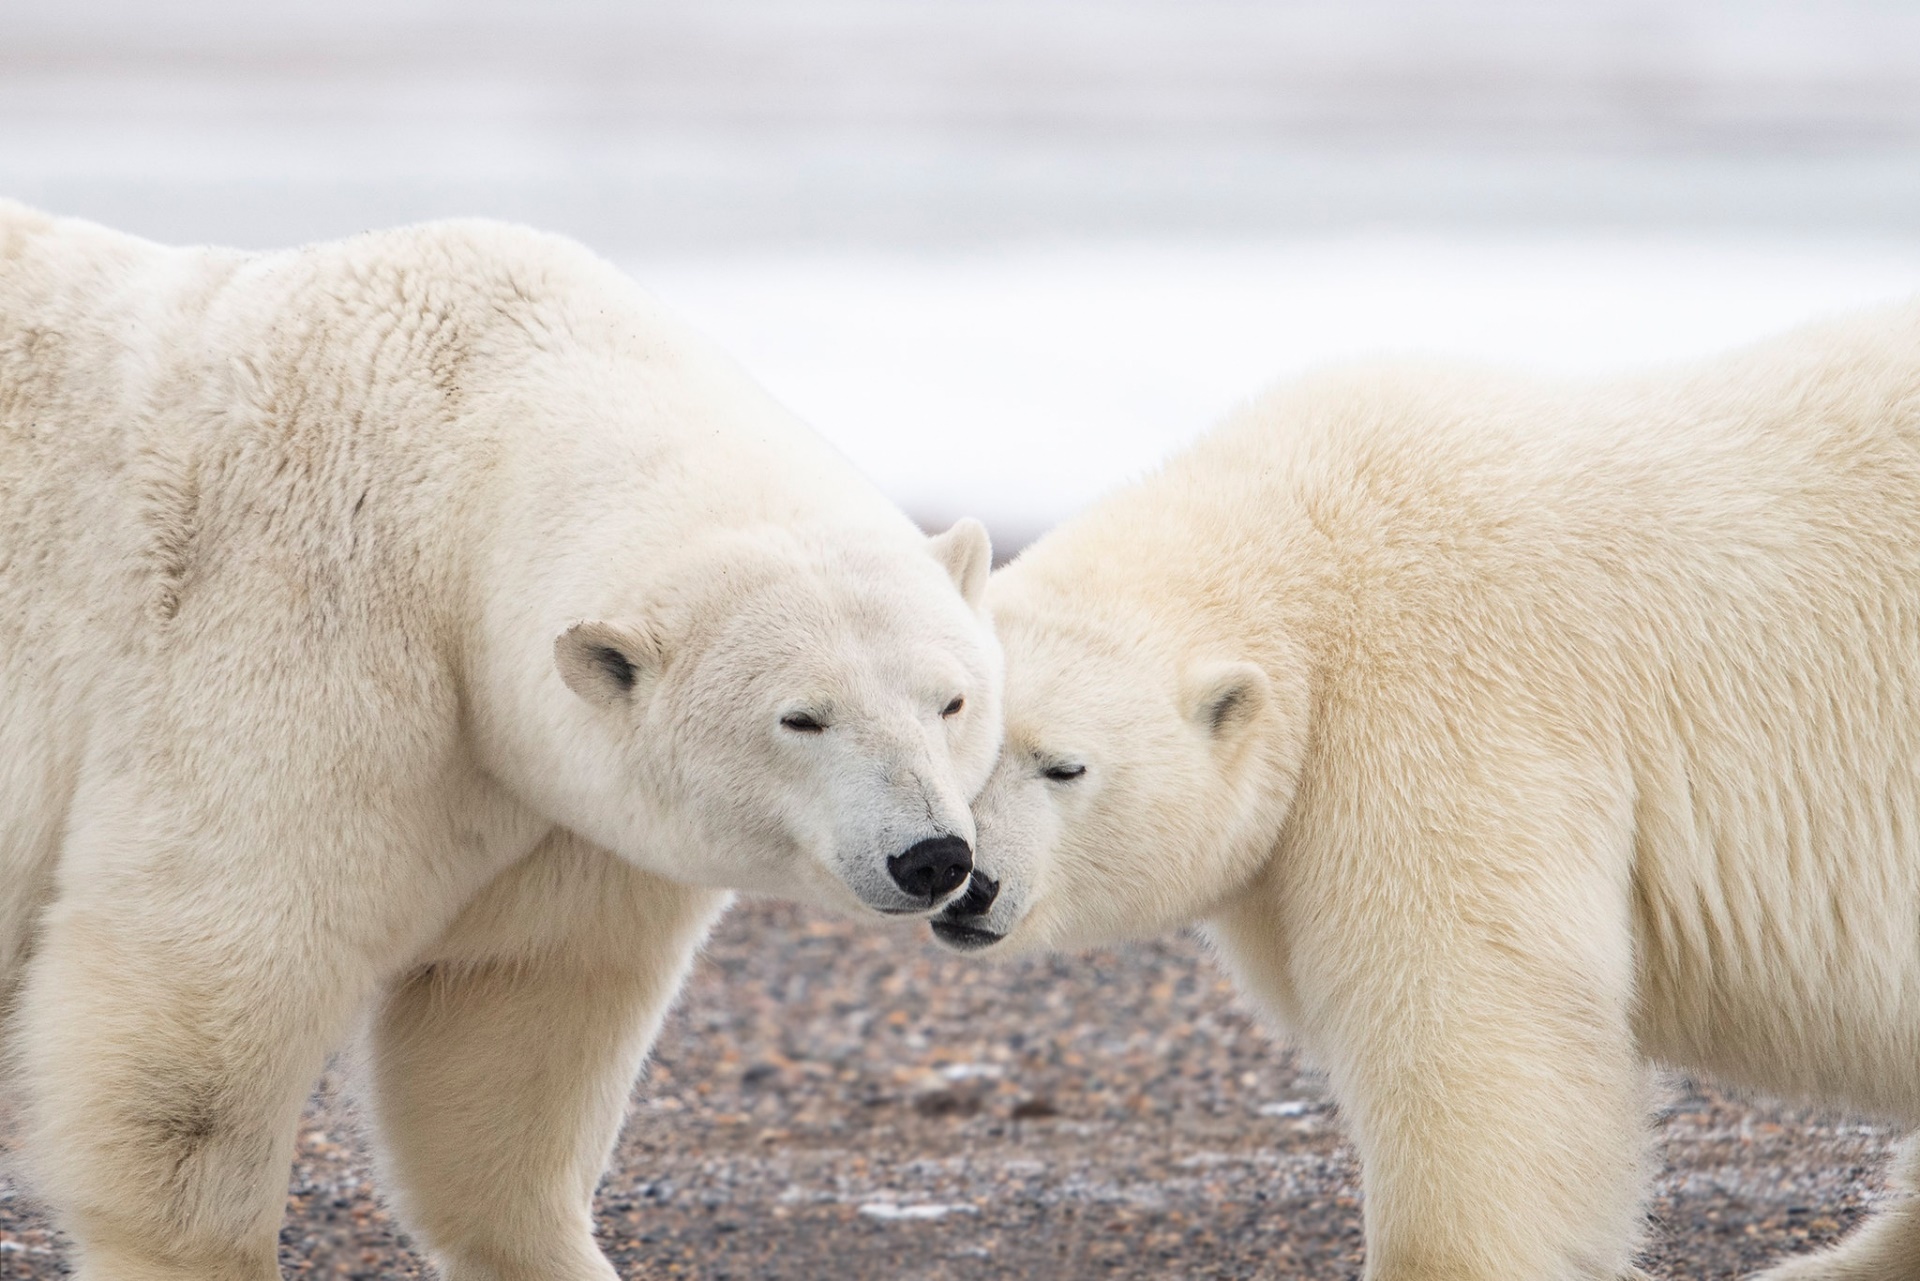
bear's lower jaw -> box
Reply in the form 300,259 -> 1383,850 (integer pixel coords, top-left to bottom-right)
929,918 -> 1005,951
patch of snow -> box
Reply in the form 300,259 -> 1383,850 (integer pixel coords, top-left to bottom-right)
939,1062 -> 1004,1081
858,1200 -> 980,1221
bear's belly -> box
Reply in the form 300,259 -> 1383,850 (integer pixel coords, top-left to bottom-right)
1631,826 -> 1920,1122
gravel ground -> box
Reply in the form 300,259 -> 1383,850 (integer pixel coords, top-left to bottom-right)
0,900 -> 1904,1279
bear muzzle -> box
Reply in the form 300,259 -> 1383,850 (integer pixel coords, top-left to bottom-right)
929,872 -> 1005,950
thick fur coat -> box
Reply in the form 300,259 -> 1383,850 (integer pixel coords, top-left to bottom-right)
0,203 -> 1001,1280
947,306 -> 1920,1279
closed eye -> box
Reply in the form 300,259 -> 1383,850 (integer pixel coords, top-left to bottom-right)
1042,762 -> 1086,783
780,712 -> 827,733
942,696 -> 965,718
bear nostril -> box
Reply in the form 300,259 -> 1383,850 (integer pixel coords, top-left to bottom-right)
951,871 -> 999,918
887,836 -> 973,903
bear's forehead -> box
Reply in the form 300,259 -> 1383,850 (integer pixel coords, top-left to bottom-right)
699,589 -> 980,683
722,576 -> 972,646
1001,621 -> 1192,732
1001,607 -> 1156,670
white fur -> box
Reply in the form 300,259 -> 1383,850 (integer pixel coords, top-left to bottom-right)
0,202 -> 1001,1280
950,307 -> 1920,1280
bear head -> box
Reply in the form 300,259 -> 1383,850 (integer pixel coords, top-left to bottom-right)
554,518 -> 1003,919
931,567 -> 1304,953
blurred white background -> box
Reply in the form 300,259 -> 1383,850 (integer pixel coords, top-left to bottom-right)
7,1 -> 1920,546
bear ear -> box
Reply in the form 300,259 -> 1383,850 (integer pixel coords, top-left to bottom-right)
555,620 -> 665,709
927,517 -> 992,611
1185,660 -> 1270,748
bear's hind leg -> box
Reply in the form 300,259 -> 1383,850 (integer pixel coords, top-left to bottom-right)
367,831 -> 727,1281
1752,1137 -> 1920,1280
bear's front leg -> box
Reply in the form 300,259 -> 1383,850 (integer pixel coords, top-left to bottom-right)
15,665 -> 542,1281
1214,799 -> 1649,1280
17,818 -> 482,1280
367,830 -> 728,1281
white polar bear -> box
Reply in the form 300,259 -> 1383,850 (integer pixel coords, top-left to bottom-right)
0,202 -> 1002,1281
937,306 -> 1920,1280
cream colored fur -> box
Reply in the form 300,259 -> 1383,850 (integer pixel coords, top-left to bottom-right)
951,307 -> 1920,1280
0,203 -> 1002,1280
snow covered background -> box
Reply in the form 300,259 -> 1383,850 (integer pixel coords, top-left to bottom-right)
8,0 -> 1920,547
640,236 -> 1920,542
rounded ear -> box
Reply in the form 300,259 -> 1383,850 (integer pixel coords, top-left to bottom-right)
927,517 -> 992,611
554,620 -> 665,709
1185,660 -> 1270,748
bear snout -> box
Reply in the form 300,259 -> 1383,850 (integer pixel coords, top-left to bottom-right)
951,870 -> 999,917
887,835 -> 973,903
927,871 -> 1005,950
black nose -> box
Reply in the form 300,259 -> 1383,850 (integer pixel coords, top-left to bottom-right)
951,871 -> 999,918
888,836 -> 973,902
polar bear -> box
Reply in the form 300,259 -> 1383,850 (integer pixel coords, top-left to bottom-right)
936,307 -> 1920,1280
0,202 -> 1002,1281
